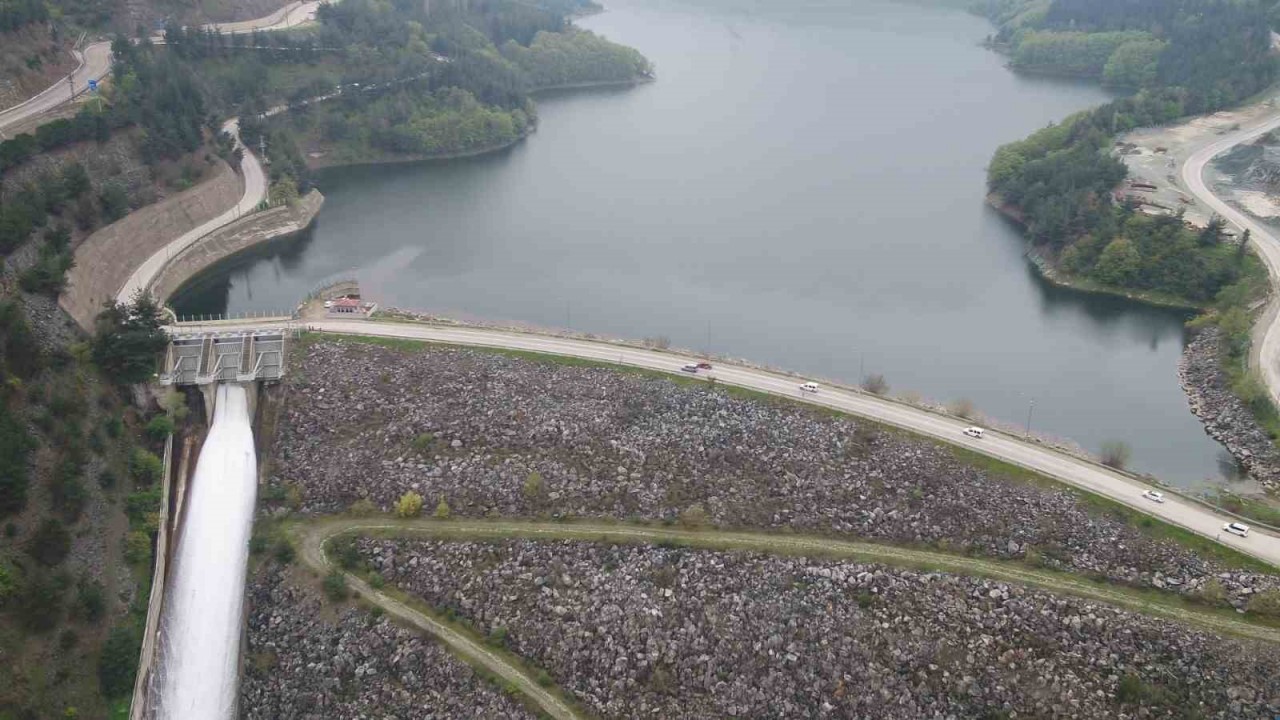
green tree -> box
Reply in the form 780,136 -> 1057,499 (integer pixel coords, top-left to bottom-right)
92,294 -> 169,384
1092,237 -> 1141,286
395,491 -> 424,518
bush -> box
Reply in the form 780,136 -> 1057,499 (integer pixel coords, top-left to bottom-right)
679,503 -> 709,527
27,518 -> 71,566
98,623 -> 142,698
435,496 -> 451,520
130,448 -> 164,485
15,569 -> 63,632
124,530 -> 152,565
1247,589 -> 1280,618
76,579 -> 106,622
0,397 -> 34,516
332,536 -> 362,570
50,457 -> 87,522
1100,441 -> 1131,469
322,569 -> 347,601
395,491 -> 424,518
145,415 -> 174,442
523,471 -> 544,500
411,433 -> 435,454
1192,578 -> 1228,607
273,540 -> 295,564
349,498 -> 378,516
487,625 -> 509,647
861,374 -> 889,395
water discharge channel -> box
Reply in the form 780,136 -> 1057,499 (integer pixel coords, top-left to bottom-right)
155,384 -> 258,720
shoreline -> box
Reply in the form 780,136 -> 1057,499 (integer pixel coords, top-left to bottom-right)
304,125 -> 537,171
531,75 -> 656,94
986,194 -> 1204,312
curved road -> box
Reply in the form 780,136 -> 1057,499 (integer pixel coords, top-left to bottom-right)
185,317 -> 1280,566
0,41 -> 112,133
116,117 -> 268,304
0,1 -> 328,135
1182,109 -> 1280,407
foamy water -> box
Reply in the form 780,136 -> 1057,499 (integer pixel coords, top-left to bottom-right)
155,384 -> 258,719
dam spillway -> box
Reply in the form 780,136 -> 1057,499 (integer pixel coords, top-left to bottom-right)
155,384 -> 258,719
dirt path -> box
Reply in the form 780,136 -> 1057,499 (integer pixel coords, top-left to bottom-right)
293,518 -> 1280,656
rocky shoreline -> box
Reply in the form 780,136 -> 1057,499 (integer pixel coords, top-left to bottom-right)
1179,327 -> 1280,492
361,538 -> 1280,719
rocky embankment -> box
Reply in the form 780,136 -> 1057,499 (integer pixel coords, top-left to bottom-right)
1179,328 -> 1280,491
362,539 -> 1280,719
273,341 -> 1280,605
240,562 -> 534,719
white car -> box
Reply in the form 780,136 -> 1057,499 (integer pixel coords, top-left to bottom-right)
962,427 -> 984,439
1142,490 -> 1165,503
799,382 -> 819,393
680,363 -> 699,373
323,300 -> 333,309
1223,522 -> 1251,538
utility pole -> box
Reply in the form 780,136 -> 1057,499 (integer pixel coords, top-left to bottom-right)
1025,398 -> 1035,438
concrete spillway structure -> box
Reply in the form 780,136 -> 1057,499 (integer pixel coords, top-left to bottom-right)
154,384 -> 258,720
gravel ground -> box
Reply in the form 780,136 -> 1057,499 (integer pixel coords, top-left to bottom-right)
239,562 -> 535,720
273,341 -> 1280,605
362,538 -> 1280,720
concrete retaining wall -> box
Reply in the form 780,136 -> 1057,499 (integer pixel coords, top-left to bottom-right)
60,161 -> 243,330
149,190 -> 324,304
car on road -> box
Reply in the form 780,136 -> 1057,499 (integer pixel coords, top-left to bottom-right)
323,300 -> 333,309
1224,522 -> 1251,538
799,382 -> 819,393
1142,490 -> 1165,503
962,427 -> 985,439
681,363 -> 699,373
696,362 -> 713,370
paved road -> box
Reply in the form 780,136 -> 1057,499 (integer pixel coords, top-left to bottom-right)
295,521 -> 582,720
116,117 -> 268,303
1181,109 -> 1280,408
0,41 -> 112,134
0,1 -> 330,135
300,517 -> 1280,642
182,317 -> 1280,567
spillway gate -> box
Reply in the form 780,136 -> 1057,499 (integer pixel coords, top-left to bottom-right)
160,329 -> 289,386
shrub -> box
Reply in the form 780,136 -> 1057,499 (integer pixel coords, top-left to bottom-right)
411,433 -> 435,454
536,670 -> 553,687
861,374 -> 889,395
27,518 -> 71,566
1192,578 -> 1228,607
434,495 -> 451,520
349,498 -> 378,516
98,623 -> 142,698
273,540 -> 295,564
1100,441 -> 1131,470
76,579 -> 106,622
332,536 -> 362,570
0,398 -> 34,516
50,457 -> 87,522
15,569 -> 63,632
523,471 -> 544,500
145,415 -> 174,442
125,487 -> 161,527
322,569 -> 347,601
1247,589 -> 1280,618
124,530 -> 152,565
130,448 -> 164,485
487,626 -> 509,647
679,503 -> 709,527
368,572 -> 385,589
158,389 -> 189,422
395,491 -> 424,518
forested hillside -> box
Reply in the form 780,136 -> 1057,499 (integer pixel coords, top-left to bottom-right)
985,0 -> 1277,305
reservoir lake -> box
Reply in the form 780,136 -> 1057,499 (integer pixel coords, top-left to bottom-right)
174,0 -> 1241,490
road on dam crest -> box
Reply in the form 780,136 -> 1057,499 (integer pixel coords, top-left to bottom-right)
182,317 -> 1280,568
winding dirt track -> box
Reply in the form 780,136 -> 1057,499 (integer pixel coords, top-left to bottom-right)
289,517 -> 1280,718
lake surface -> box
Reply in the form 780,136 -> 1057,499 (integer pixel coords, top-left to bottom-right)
175,0 -> 1239,489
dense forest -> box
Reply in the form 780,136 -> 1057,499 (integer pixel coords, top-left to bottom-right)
986,0 -> 1278,304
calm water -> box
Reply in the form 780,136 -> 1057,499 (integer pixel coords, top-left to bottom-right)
175,0 -> 1237,489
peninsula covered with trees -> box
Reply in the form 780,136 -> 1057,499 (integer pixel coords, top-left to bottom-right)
982,0 -> 1277,305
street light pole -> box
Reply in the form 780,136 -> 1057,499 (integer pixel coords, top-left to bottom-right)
1025,399 -> 1035,438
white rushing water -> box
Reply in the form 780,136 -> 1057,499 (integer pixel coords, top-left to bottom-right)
156,384 -> 258,719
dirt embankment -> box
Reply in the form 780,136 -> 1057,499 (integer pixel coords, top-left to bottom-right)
0,26 -> 77,112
